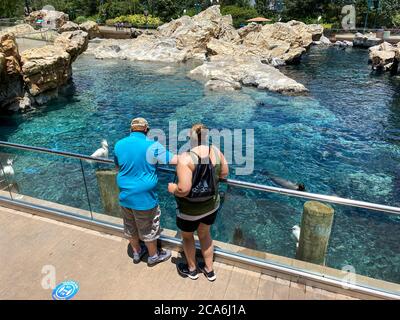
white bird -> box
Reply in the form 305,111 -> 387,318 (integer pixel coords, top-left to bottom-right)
292,225 -> 301,248
1,159 -> 15,183
317,16 -> 322,22
91,139 -> 109,159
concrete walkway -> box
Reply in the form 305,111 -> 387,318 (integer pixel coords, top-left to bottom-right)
0,206 -> 356,300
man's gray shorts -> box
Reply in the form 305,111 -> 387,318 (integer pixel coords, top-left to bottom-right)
121,205 -> 161,242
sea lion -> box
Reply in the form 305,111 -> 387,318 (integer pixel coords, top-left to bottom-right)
259,170 -> 306,191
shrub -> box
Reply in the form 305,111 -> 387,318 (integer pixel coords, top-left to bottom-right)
74,16 -> 87,24
221,5 -> 260,28
105,14 -> 163,28
392,13 -> 400,27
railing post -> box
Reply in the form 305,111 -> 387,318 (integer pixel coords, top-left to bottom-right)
95,169 -> 122,217
296,201 -> 334,265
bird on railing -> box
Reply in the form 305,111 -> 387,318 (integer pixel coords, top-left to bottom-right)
91,139 -> 109,158
87,140 -> 109,164
292,225 -> 301,248
1,159 -> 15,183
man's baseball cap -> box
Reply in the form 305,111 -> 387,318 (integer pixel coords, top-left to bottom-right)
130,117 -> 149,131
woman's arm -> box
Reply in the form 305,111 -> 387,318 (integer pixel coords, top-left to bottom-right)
218,149 -> 229,179
168,154 -> 193,197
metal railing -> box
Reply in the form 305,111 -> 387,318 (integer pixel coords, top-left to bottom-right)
0,140 -> 399,299
1,140 -> 399,216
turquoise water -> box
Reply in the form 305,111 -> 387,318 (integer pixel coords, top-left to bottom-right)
0,46 -> 399,284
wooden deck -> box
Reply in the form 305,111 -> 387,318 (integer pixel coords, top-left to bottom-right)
0,206 -> 357,300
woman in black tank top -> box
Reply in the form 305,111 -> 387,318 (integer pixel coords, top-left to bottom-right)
168,123 -> 229,281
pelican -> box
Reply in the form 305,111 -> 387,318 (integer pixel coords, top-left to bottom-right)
292,225 -> 301,248
1,159 -> 15,182
91,139 -> 109,159
86,140 -> 109,165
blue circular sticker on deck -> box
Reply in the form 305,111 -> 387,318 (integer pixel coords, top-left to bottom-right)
52,281 -> 79,300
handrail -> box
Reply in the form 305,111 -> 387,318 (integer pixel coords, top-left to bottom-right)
1,140 -> 400,215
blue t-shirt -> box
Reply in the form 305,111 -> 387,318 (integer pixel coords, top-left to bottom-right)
114,132 -> 173,210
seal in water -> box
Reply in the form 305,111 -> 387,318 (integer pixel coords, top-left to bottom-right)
259,170 -> 305,191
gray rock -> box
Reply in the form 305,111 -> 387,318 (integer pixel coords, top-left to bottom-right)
353,33 -> 383,48
189,56 -> 308,95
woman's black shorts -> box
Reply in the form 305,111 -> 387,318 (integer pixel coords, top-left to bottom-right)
176,210 -> 218,233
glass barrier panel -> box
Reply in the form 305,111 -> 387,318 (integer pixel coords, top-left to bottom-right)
81,160 -> 123,226
216,182 -> 400,297
0,151 -> 14,200
0,146 -> 92,219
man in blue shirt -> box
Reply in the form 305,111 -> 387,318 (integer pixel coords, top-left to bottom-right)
114,118 -> 177,266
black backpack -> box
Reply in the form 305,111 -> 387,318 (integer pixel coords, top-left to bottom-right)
185,146 -> 217,203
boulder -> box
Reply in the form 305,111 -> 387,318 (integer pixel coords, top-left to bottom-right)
0,33 -> 24,112
54,30 -> 89,62
79,21 -> 101,39
316,35 -> 331,46
353,32 -> 383,48
130,28 -> 143,39
242,22 -> 307,64
189,56 -> 308,95
237,23 -> 262,39
59,21 -> 80,32
0,24 -> 35,36
368,41 -> 399,73
21,45 -> 72,96
25,10 -> 69,30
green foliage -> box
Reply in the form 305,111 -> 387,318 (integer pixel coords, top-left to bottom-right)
0,0 -> 24,18
106,14 -> 163,27
74,15 -> 87,24
2,0 -> 400,29
221,5 -> 259,28
392,13 -> 400,27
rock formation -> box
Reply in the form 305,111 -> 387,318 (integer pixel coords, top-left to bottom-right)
25,9 -> 69,31
79,21 -> 101,40
0,29 -> 89,112
89,5 -> 322,95
59,21 -> 80,32
353,32 -> 383,48
368,42 -> 399,73
0,33 -> 25,111
189,56 -> 308,94
21,30 -> 88,104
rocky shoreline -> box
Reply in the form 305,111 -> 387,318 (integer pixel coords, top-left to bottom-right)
2,5 -> 324,113
87,5 -> 324,95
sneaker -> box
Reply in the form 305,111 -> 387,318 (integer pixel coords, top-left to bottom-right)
198,262 -> 216,282
147,249 -> 172,267
133,244 -> 148,264
177,263 -> 199,280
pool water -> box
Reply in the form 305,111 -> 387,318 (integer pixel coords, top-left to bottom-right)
0,46 -> 399,284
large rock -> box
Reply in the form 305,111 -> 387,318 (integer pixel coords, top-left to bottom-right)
0,33 -> 24,112
21,29 -> 89,100
237,23 -> 262,39
368,42 -> 399,73
21,45 -> 72,97
241,22 -> 309,64
79,21 -> 101,40
25,10 -> 69,30
54,30 -> 89,62
353,32 -> 383,48
0,24 -> 35,36
59,21 -> 80,33
189,56 -> 308,95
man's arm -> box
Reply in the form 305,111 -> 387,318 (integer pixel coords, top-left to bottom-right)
114,155 -> 119,171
